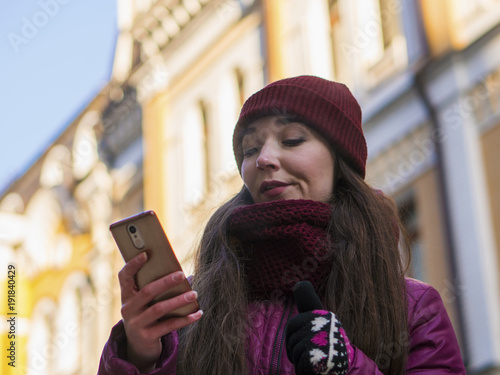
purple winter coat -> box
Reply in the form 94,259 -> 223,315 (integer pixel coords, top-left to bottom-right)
97,278 -> 466,374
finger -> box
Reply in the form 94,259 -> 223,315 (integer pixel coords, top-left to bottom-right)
293,281 -> 323,313
121,271 -> 186,319
285,313 -> 313,353
139,290 -> 199,326
286,326 -> 310,362
118,252 -> 148,301
134,271 -> 186,307
149,310 -> 203,339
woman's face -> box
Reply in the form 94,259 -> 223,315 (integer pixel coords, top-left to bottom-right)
241,116 -> 336,203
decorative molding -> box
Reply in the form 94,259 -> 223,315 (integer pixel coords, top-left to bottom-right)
130,0 -> 218,63
366,123 -> 436,194
467,66 -> 500,134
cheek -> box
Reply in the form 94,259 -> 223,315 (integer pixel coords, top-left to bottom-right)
302,151 -> 335,195
241,162 -> 256,189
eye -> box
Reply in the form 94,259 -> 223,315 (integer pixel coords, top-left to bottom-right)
243,147 -> 258,158
282,138 -> 305,146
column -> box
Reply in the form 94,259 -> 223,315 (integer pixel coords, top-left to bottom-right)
437,78 -> 500,370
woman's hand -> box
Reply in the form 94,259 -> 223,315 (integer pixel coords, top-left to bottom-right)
286,281 -> 352,375
118,252 -> 203,372
286,310 -> 350,375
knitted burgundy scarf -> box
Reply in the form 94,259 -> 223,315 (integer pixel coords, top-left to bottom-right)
228,199 -> 332,299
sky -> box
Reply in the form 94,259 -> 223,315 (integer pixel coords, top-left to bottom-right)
0,0 -> 118,195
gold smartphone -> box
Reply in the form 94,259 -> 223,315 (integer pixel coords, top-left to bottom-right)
109,210 -> 199,319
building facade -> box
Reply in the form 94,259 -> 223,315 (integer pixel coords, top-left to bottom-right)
1,0 -> 500,373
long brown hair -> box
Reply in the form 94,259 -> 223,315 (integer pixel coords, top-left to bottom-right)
177,158 -> 410,375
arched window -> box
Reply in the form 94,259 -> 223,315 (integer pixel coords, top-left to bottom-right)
73,111 -> 99,180
182,103 -> 208,206
215,72 -> 241,173
28,299 -> 57,375
199,99 -> 211,190
397,190 -> 423,280
235,68 -> 246,107
55,272 -> 94,374
40,145 -> 72,188
24,190 -> 62,275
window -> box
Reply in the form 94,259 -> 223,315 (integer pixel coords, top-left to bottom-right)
182,104 -> 208,206
379,0 -> 402,49
199,99 -> 210,191
215,72 -> 241,173
450,0 -> 500,49
329,0 -> 342,79
356,0 -> 386,66
454,0 -> 500,23
397,190 -> 424,280
73,111 -> 99,180
235,68 -> 246,107
28,299 -> 57,375
330,0 -> 407,86
132,40 -> 142,68
362,0 -> 406,84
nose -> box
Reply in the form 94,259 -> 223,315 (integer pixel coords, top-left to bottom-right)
256,143 -> 280,170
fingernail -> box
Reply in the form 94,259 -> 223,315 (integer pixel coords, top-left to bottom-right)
139,252 -> 148,261
172,272 -> 184,282
193,310 -> 203,318
185,291 -> 198,302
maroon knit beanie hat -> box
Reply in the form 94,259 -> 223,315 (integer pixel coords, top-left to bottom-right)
233,75 -> 367,178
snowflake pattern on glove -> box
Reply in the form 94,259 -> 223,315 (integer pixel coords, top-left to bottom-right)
286,281 -> 352,375
307,310 -> 348,375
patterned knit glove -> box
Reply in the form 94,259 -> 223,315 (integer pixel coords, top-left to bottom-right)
285,281 -> 352,375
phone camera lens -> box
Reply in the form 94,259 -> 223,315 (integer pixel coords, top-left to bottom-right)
129,225 -> 137,234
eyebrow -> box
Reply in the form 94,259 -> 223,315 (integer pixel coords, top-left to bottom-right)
240,126 -> 256,138
275,116 -> 296,125
241,117 -> 296,138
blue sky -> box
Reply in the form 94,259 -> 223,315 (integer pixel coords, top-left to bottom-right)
0,0 -> 117,194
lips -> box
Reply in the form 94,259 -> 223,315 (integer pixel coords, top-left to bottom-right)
259,180 -> 290,194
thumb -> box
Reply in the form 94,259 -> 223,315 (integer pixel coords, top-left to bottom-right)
293,281 -> 323,313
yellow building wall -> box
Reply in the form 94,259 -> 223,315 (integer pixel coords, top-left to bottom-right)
419,0 -> 454,56
1,270 -> 30,375
0,228 -> 92,374
413,167 -> 464,349
32,233 -> 92,302
143,94 -> 168,225
421,0 -> 500,54
482,123 -> 500,282
262,0 -> 286,82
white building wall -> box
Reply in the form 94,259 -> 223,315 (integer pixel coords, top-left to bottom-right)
156,16 -> 264,265
431,63 -> 500,370
356,0 -> 500,370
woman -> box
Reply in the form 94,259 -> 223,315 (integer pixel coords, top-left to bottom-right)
98,75 -> 466,374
